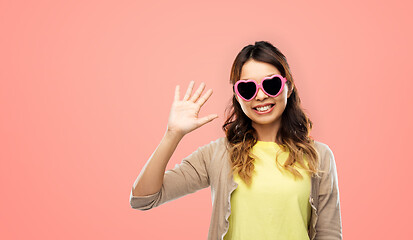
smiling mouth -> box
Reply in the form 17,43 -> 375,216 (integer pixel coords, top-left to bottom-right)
253,104 -> 275,112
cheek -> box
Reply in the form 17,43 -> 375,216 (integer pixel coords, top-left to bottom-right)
239,102 -> 249,113
236,97 -> 250,110
238,102 -> 253,117
275,89 -> 288,103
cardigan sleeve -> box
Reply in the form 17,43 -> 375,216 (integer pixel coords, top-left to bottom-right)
129,139 -> 216,210
316,145 -> 343,239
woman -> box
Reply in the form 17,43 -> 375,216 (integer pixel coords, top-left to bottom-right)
130,41 -> 342,240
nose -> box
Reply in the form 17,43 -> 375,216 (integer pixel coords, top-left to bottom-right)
255,88 -> 268,101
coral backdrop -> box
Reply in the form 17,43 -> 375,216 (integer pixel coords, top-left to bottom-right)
1,0 -> 412,239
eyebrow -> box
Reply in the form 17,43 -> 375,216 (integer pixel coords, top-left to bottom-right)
241,73 -> 277,80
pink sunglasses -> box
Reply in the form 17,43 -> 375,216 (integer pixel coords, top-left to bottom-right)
233,74 -> 288,101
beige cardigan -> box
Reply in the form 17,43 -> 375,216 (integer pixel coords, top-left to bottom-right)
130,137 -> 342,240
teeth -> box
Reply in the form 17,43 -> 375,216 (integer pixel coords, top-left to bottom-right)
256,105 -> 272,111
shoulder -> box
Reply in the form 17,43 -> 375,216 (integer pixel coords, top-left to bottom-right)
189,137 -> 230,174
313,140 -> 333,156
313,140 -> 336,173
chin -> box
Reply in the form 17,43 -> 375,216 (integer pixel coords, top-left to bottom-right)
254,120 -> 278,125
251,116 -> 280,126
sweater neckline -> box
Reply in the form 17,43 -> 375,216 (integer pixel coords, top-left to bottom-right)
255,140 -> 283,148
256,140 -> 280,144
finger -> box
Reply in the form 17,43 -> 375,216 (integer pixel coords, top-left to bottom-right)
196,89 -> 213,107
183,81 -> 195,101
189,82 -> 205,102
196,114 -> 219,127
174,85 -> 180,101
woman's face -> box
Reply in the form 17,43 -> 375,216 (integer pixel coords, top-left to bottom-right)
235,59 -> 292,128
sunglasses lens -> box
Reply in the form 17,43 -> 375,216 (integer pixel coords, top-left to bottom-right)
237,82 -> 256,100
263,76 -> 282,96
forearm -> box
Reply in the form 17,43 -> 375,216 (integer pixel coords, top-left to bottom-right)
132,129 -> 184,197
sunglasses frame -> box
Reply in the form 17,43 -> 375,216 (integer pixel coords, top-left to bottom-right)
233,74 -> 288,102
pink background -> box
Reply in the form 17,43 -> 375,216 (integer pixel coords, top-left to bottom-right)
1,0 -> 412,239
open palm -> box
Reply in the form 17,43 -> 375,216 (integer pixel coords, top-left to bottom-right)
167,81 -> 218,137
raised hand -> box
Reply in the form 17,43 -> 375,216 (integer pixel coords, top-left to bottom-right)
167,81 -> 218,137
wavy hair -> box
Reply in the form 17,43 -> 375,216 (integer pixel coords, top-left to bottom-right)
222,41 -> 323,186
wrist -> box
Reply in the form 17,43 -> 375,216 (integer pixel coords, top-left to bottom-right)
165,128 -> 185,141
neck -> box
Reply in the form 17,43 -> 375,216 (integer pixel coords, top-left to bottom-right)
252,120 -> 282,143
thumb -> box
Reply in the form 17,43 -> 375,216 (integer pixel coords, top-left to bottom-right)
197,114 -> 219,127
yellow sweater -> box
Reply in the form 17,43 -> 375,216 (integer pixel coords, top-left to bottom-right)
224,141 -> 312,240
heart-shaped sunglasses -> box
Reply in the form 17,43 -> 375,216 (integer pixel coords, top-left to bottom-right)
233,74 -> 288,101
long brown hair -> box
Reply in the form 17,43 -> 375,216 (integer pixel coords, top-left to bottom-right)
222,41 -> 322,186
